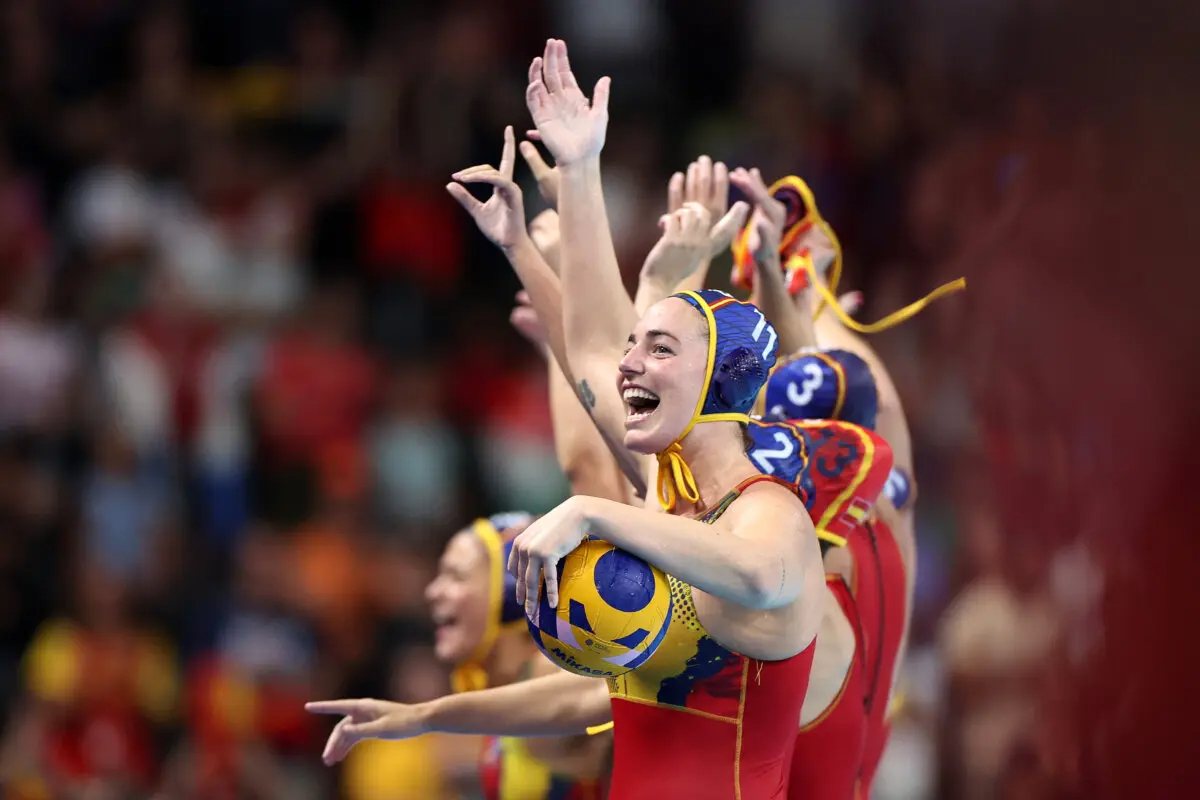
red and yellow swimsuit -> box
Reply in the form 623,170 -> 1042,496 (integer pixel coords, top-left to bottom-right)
605,475 -> 816,800
479,735 -> 606,800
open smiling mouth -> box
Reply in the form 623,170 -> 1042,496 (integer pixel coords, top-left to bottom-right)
623,387 -> 660,423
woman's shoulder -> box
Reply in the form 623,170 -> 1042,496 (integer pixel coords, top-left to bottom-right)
730,475 -> 811,524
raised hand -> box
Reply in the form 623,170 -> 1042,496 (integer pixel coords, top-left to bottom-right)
525,39 -> 610,166
668,156 -> 747,257
520,141 -> 561,208
729,167 -> 787,264
640,202 -> 715,288
447,126 -> 526,252
305,699 -> 427,765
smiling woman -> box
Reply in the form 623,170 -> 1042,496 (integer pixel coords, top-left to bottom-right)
357,512 -> 610,800
306,38 -> 829,800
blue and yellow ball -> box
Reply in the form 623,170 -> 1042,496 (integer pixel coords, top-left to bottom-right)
526,539 -> 672,678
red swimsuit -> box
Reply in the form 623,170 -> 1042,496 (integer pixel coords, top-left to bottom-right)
786,421 -> 895,799
850,516 -> 908,796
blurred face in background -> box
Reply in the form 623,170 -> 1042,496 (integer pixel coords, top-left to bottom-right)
424,531 -> 491,664
618,298 -> 710,454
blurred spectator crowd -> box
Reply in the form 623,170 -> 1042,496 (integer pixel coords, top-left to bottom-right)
0,0 -> 1119,797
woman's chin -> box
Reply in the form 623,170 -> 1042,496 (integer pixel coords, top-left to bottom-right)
623,425 -> 670,455
434,631 -> 471,664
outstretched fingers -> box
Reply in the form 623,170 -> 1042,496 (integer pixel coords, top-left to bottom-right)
712,161 -> 729,210
306,700 -> 361,717
668,171 -> 685,213
526,58 -> 547,111
709,201 -> 750,255
729,167 -> 771,206
554,39 -> 581,91
445,182 -> 481,214
695,156 -> 714,205
450,167 -> 518,198
542,39 -> 563,94
591,76 -> 611,116
499,126 -> 516,180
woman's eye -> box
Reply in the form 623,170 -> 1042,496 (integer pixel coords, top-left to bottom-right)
653,345 -> 672,355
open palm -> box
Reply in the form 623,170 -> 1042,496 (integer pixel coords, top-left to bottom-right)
526,39 -> 611,166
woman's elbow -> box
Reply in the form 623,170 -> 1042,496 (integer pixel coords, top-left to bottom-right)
742,562 -> 789,611
743,546 -> 810,611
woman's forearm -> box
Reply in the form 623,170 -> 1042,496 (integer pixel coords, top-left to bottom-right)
633,273 -> 675,318
505,235 -> 574,385
548,353 -> 632,502
756,254 -> 816,355
422,671 -> 611,738
558,158 -> 639,369
580,496 -> 800,610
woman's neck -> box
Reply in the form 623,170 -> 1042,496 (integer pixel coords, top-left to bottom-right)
677,422 -> 758,514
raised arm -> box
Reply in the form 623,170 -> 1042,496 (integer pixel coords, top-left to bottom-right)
734,167 -> 818,355
526,40 -> 652,481
447,127 -> 645,488
633,203 -> 712,316
306,671 -> 610,765
511,291 -> 629,503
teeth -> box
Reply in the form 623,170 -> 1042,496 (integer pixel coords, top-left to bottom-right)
623,388 -> 659,402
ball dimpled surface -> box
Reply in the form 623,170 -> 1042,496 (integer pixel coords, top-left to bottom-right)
526,539 -> 673,678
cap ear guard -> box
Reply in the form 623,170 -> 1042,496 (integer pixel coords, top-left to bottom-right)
713,346 -> 767,413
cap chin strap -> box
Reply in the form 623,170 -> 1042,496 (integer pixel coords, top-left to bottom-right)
450,518 -> 507,694
656,413 -> 751,512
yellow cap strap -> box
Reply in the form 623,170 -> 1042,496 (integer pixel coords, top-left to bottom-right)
450,518 -> 513,694
450,664 -> 489,694
656,442 -> 699,512
809,257 -> 966,334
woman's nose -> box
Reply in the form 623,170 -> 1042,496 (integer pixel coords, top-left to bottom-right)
619,348 -> 643,377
